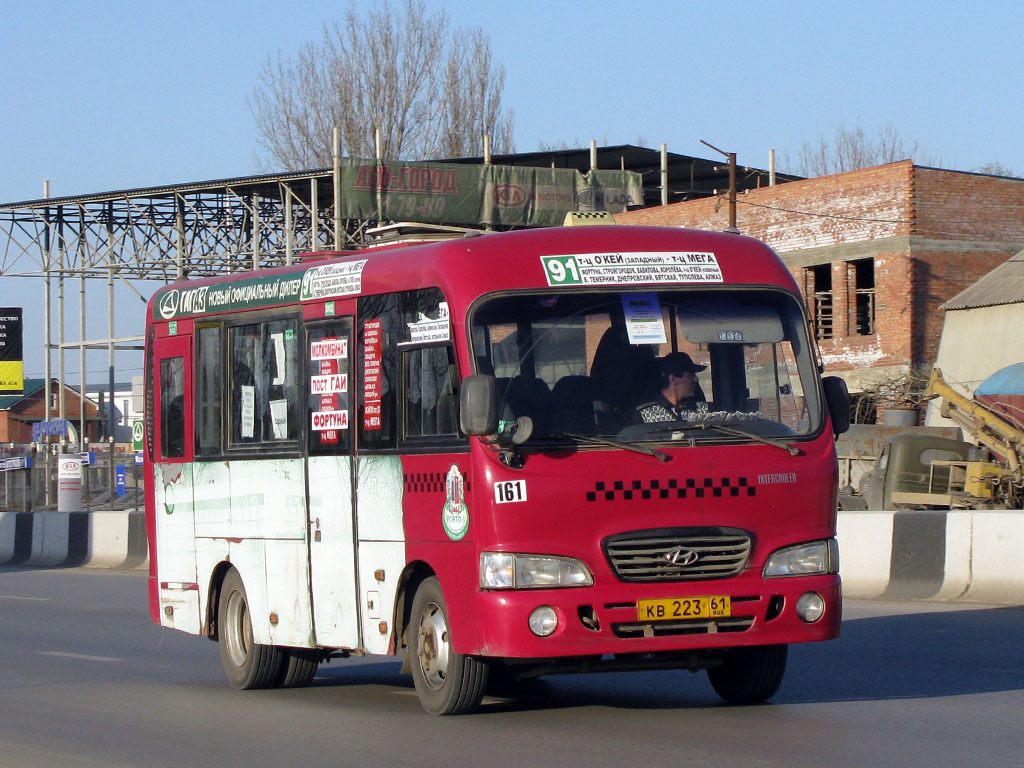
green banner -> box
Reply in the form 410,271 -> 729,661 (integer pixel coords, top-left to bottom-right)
338,159 -> 643,227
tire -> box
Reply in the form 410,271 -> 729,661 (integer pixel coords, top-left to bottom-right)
408,576 -> 488,715
276,648 -> 321,688
707,644 -> 788,704
217,568 -> 283,690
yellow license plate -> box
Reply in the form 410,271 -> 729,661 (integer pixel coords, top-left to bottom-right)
636,595 -> 731,621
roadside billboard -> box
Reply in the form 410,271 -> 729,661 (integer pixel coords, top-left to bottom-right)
0,308 -> 23,394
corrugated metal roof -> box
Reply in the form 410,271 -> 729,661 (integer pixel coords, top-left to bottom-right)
941,251 -> 1024,310
1,145 -> 801,211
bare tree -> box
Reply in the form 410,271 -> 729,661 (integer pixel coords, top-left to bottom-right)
789,122 -> 939,177
437,29 -> 514,158
536,135 -> 649,152
250,0 -> 515,170
973,161 -> 1015,177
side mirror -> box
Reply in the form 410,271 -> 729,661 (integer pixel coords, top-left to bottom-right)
459,374 -> 498,436
822,376 -> 851,435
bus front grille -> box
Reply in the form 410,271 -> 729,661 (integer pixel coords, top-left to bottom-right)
611,616 -> 755,638
603,527 -> 753,582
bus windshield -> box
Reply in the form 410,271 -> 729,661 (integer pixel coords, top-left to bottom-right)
469,288 -> 822,443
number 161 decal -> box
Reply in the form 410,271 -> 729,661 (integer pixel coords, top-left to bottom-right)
494,479 -> 528,504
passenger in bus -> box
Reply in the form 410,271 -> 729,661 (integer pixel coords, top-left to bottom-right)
635,352 -> 708,423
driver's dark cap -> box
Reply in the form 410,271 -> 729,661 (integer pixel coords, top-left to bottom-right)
660,352 -> 706,375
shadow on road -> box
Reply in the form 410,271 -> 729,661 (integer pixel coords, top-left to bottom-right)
306,605 -> 1024,713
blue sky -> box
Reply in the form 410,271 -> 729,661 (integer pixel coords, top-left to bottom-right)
2,0 -> 1023,379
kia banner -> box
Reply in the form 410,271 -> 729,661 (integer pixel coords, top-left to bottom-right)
338,159 -> 643,228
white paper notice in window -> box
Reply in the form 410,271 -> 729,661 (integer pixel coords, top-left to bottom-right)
269,399 -> 289,439
241,385 -> 255,438
622,293 -> 667,345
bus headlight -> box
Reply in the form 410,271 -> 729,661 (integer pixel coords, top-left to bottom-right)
480,553 -> 593,589
762,539 -> 839,577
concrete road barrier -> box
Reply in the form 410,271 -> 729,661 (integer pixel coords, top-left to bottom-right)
1,507 -> 1022,605
0,510 -> 148,570
838,509 -> 1024,604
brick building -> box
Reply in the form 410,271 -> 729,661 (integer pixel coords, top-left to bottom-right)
0,378 -> 102,444
617,161 -> 1024,419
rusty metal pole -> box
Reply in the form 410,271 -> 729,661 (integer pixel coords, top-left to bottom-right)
333,126 -> 343,250
700,139 -> 739,233
727,151 -> 737,231
660,144 -> 668,206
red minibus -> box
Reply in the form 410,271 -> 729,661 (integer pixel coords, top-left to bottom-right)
145,223 -> 849,714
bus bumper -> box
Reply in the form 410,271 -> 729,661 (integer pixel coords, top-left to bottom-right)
468,574 -> 841,659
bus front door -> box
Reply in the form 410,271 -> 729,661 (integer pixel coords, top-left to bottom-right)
151,331 -> 201,631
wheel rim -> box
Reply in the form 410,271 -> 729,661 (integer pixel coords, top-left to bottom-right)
416,600 -> 450,691
223,588 -> 251,667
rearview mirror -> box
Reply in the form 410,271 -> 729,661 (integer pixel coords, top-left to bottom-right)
822,376 -> 850,435
459,374 -> 498,436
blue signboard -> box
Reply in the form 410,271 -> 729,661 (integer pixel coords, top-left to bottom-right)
32,419 -> 68,441
115,464 -> 126,497
0,456 -> 30,472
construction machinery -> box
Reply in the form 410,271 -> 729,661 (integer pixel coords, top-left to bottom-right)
904,367 -> 1024,508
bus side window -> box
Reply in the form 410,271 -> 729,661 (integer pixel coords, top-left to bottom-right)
159,357 -> 186,459
231,325 -> 260,443
195,325 -> 223,455
404,345 -> 458,437
262,320 -> 300,442
229,319 -> 300,447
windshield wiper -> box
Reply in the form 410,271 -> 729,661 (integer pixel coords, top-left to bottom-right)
636,421 -> 799,456
690,422 -> 799,456
560,432 -> 670,462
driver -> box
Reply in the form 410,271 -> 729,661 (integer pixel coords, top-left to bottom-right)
635,352 -> 708,423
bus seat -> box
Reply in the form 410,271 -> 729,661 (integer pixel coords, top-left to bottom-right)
552,376 -> 598,434
503,375 -> 552,435
590,325 -> 656,421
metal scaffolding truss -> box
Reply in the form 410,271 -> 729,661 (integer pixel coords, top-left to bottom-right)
0,169 -> 376,283
0,167 -> 380,447
0,143 -> 789,284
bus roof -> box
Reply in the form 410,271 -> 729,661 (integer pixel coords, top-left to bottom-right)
147,226 -> 798,324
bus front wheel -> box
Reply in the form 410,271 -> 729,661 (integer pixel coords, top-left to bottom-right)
707,644 -> 787,704
217,568 -> 283,689
409,577 -> 488,715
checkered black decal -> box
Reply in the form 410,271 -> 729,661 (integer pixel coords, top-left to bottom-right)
586,477 -> 755,502
404,473 -> 472,494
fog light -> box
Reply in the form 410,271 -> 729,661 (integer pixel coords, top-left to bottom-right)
528,606 -> 558,637
796,592 -> 825,623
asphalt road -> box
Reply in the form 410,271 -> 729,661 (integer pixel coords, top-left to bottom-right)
0,566 -> 1021,768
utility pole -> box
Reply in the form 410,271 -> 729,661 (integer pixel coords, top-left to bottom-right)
700,139 -> 738,233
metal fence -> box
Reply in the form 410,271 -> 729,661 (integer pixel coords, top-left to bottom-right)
0,448 -> 143,512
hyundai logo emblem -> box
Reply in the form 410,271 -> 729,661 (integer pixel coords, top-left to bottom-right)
664,547 -> 699,566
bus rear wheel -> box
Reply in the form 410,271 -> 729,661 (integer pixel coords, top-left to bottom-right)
218,568 -> 283,689
707,644 -> 788,704
276,648 -> 321,688
409,577 -> 488,715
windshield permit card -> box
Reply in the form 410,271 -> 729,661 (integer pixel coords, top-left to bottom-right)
622,293 -> 667,344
